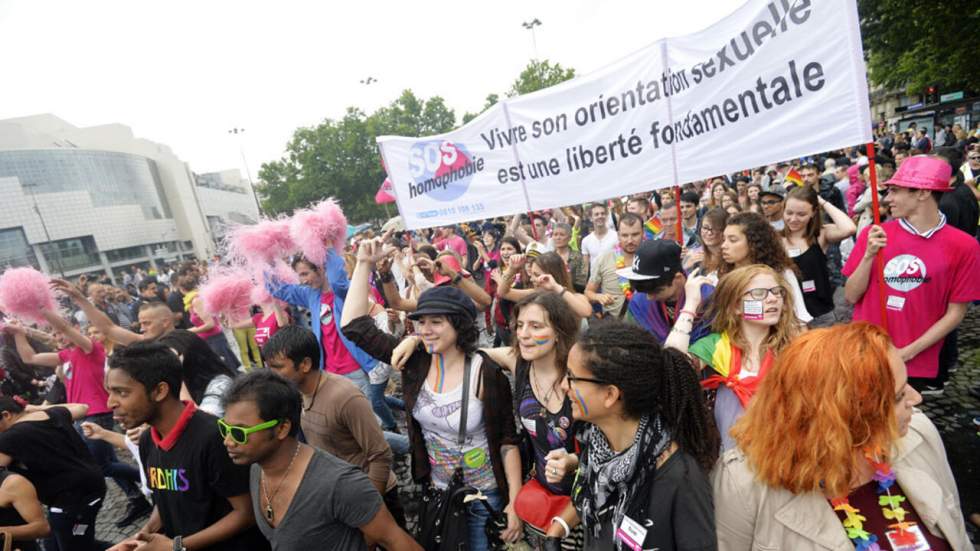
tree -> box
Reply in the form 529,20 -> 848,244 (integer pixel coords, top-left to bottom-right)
507,59 -> 576,97
256,91 -> 456,222
858,0 -> 979,94
461,59 -> 576,123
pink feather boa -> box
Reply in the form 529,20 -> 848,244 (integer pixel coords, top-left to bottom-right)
197,268 -> 256,321
0,267 -> 57,323
226,218 -> 296,268
289,198 -> 347,267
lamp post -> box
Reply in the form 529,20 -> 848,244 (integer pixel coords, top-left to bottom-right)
521,18 -> 542,59
227,127 -> 264,217
22,182 -> 64,277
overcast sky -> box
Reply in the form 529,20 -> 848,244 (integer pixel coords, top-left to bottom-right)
0,0 -> 744,180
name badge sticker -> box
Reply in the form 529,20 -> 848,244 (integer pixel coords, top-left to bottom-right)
742,299 -> 764,321
884,524 -> 931,550
615,515 -> 648,551
788,248 -> 802,257
801,280 -> 816,293
886,295 -> 906,311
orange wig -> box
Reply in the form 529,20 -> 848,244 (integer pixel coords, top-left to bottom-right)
730,322 -> 898,498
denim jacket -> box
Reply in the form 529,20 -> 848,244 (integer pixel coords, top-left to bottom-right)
265,250 -> 377,373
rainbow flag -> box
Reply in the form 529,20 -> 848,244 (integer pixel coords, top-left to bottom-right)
784,168 -> 804,187
644,217 -> 662,240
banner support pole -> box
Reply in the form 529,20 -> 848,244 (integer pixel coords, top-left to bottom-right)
674,186 -> 683,245
865,142 -> 888,333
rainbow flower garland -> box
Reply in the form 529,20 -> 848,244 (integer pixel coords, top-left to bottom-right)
830,448 -> 918,551
614,246 -> 634,301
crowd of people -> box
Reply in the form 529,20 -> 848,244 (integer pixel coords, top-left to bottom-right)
0,130 -> 978,550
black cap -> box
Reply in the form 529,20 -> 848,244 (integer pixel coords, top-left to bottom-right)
615,240 -> 682,281
407,286 -> 477,321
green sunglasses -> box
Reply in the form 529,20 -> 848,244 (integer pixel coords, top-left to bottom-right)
217,418 -> 279,444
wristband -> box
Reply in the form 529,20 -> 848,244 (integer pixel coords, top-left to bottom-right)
173,536 -> 186,551
379,272 -> 394,284
451,274 -> 463,286
679,309 -> 697,318
551,516 -> 571,539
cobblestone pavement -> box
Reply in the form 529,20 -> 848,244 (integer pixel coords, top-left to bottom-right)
94,306 -> 980,547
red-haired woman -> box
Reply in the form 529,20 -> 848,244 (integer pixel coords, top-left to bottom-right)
713,322 -> 970,550
666,264 -> 799,451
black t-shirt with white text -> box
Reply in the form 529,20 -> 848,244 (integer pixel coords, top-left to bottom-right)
139,406 -> 269,551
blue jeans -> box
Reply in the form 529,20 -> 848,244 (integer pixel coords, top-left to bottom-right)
466,487 -> 504,551
343,369 -> 370,396
384,431 -> 410,455
367,380 -> 397,431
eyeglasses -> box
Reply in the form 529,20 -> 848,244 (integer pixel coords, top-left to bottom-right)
760,200 -> 782,206
701,226 -> 716,234
969,156 -> 980,161
217,418 -> 279,445
743,287 -> 787,300
565,372 -> 610,386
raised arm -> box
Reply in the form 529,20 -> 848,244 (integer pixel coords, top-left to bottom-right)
50,279 -> 142,346
341,239 -> 386,328
817,196 -> 858,246
664,273 -> 709,354
41,309 -> 93,353
5,325 -> 61,369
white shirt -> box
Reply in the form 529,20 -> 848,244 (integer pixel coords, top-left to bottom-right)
581,230 -> 618,273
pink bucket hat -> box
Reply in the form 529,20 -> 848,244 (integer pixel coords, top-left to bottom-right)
885,156 -> 953,191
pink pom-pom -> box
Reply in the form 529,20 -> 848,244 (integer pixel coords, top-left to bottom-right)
290,198 -> 347,267
198,268 -> 255,321
0,267 -> 57,324
226,218 -> 296,268
251,261 -> 296,305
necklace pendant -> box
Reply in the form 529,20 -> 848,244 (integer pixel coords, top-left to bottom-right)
265,504 -> 274,522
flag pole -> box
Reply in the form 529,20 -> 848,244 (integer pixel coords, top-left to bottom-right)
865,143 -> 888,333
674,186 -> 683,245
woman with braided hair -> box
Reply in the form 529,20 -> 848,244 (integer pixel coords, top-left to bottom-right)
543,321 -> 719,551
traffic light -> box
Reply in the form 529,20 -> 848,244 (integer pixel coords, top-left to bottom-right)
925,85 -> 939,104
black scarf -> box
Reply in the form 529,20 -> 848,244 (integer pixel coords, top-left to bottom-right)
571,415 -> 670,548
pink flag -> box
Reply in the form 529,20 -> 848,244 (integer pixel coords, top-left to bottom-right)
375,178 -> 396,204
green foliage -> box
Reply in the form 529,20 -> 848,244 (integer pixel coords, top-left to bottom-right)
858,0 -> 980,93
507,59 -> 576,97
258,60 -> 576,223
256,91 -> 456,222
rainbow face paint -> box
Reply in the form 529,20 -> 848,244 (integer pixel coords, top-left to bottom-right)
435,353 -> 446,393
574,388 -> 589,416
533,337 -> 551,346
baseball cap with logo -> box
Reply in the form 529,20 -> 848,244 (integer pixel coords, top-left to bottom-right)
615,240 -> 683,281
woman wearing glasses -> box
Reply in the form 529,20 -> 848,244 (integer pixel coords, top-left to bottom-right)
719,212 -> 812,325
544,321 -> 719,550
682,208 -> 728,276
666,264 -> 799,451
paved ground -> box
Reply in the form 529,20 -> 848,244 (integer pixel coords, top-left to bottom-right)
93,306 -> 980,547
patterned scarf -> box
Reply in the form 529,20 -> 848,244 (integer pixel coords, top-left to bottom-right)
572,415 -> 671,547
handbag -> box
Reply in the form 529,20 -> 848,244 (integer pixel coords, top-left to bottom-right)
513,477 -> 571,534
417,357 -> 478,551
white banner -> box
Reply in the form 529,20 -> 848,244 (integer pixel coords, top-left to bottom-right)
378,0 -> 872,230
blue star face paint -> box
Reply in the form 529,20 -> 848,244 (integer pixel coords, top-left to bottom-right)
574,388 -> 589,416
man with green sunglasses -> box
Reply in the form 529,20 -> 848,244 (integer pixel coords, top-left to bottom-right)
220,370 -> 420,550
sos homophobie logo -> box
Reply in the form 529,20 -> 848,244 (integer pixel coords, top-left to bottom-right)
407,140 -> 485,201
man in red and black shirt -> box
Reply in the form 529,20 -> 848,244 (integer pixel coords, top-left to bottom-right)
105,342 -> 268,551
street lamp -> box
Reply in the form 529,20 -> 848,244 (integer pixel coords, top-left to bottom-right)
227,127 -> 264,217
21,182 -> 64,277
521,18 -> 542,59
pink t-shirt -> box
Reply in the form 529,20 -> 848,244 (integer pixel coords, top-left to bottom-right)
252,312 -> 282,348
189,309 -> 222,340
320,293 -> 360,375
434,234 -> 468,259
57,341 -> 110,415
843,219 -> 980,378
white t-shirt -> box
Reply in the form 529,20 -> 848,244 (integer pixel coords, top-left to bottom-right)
581,230 -> 618,273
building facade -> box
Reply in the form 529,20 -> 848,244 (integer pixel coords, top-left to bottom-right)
0,114 -> 252,283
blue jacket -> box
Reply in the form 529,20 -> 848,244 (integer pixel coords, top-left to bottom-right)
265,250 -> 377,373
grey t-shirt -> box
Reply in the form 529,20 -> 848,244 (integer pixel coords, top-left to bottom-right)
250,447 -> 382,551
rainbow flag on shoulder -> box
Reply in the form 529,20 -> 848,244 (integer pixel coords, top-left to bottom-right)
644,217 -> 662,240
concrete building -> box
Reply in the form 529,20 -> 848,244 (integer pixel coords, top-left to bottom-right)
194,169 -> 261,241
0,114 -> 254,282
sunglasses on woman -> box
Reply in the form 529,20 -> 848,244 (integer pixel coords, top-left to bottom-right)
217,418 -> 279,445
743,287 -> 787,300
